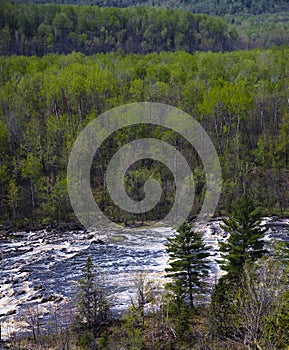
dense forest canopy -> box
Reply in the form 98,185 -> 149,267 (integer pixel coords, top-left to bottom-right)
1,48 -> 289,227
12,0 -> 289,16
1,1 -> 289,228
0,1 -> 237,56
2,1 -> 289,58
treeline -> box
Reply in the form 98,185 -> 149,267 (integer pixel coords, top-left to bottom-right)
13,0 -> 289,16
1,48 -> 289,227
0,1 -> 236,56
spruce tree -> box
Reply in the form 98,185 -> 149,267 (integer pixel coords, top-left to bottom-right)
74,257 -> 111,347
218,195 -> 267,279
165,222 -> 211,309
211,197 -> 267,341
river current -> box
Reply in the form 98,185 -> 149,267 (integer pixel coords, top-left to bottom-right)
1,218 -> 288,339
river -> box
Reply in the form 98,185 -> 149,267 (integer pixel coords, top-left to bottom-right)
1,217 -> 288,340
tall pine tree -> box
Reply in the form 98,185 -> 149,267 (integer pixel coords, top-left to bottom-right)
165,222 -> 211,309
218,195 -> 268,279
211,196 -> 268,341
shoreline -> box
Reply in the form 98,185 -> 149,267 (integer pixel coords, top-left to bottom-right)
2,214 -> 289,237
0,220 -> 163,237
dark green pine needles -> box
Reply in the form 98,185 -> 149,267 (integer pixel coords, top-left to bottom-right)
218,195 -> 268,279
165,222 -> 211,309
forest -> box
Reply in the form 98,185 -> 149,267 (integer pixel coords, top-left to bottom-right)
0,1 -> 237,56
1,47 -> 289,227
2,2 -> 289,57
11,0 -> 289,16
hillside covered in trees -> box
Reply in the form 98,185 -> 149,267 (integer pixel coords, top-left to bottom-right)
1,48 -> 289,227
12,0 -> 289,16
0,1 -> 237,56
2,1 -> 289,58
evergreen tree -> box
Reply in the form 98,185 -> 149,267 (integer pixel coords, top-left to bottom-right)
218,195 -> 267,279
211,196 -> 268,339
165,222 -> 211,309
74,257 -> 111,348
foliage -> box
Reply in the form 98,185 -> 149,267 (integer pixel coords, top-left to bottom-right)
218,195 -> 267,279
74,257 -> 111,348
1,48 -> 289,226
12,0 -> 289,16
165,222 -> 210,309
225,12 -> 289,49
129,271 -> 159,326
0,1 -> 236,56
2,1 -> 289,56
211,196 -> 268,344
211,257 -> 289,348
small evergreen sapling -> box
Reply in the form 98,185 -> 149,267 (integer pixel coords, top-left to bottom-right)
74,257 -> 111,348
